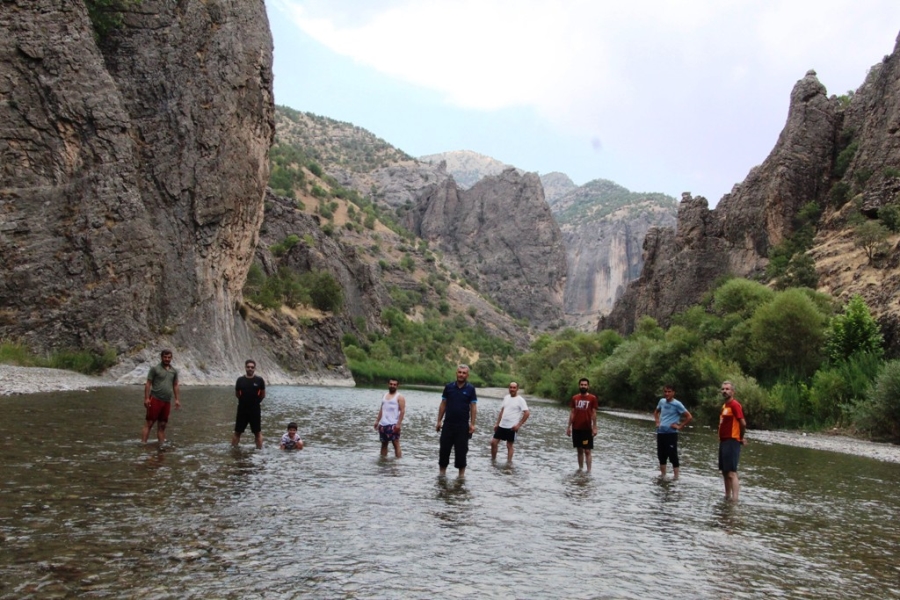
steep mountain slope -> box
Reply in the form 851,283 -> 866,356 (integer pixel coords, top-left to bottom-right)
1,1 -> 275,383
603,33 -> 900,354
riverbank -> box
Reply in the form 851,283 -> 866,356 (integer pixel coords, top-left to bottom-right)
0,365 -> 116,396
603,408 -> 900,464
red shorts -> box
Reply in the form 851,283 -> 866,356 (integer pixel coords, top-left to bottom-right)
145,397 -> 172,423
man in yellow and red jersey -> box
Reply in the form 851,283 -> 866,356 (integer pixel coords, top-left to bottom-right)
718,381 -> 746,502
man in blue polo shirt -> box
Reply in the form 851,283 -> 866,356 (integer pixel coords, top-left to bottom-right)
435,364 -> 478,478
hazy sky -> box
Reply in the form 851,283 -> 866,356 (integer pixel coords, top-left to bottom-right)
266,0 -> 900,203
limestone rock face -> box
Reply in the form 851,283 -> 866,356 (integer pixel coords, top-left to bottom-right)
406,168 -> 567,327
604,33 -> 900,351
549,179 -> 677,329
0,1 -> 274,381
540,172 -> 578,203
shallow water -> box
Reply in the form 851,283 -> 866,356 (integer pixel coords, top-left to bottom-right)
1,385 -> 899,599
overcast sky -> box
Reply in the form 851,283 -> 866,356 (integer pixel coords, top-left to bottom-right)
266,0 -> 900,204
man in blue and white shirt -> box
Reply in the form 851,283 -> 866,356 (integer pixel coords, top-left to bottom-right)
654,385 -> 692,479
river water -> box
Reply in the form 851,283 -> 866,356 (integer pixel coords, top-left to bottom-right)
1,385 -> 899,599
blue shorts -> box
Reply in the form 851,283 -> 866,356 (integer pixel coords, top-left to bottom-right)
719,439 -> 742,473
379,424 -> 400,443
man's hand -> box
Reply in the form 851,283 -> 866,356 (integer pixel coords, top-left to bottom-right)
144,398 -> 151,408
435,423 -> 442,432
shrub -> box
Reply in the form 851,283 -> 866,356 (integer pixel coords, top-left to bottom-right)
853,220 -> 890,264
850,359 -> 900,441
878,204 -> 900,232
825,295 -> 884,363
747,289 -> 827,381
270,234 -> 300,257
713,278 -> 774,318
834,140 -> 858,178
86,0 -> 139,41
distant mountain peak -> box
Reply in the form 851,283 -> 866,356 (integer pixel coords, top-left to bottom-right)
419,150 -> 518,189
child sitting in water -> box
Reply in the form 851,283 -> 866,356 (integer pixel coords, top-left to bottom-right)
280,422 -> 304,450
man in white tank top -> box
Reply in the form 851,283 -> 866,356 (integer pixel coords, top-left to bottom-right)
374,378 -> 406,458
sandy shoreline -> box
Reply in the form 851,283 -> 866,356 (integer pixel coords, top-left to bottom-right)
3,367 -> 898,464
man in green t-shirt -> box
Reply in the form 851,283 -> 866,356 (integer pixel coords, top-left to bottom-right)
142,349 -> 181,445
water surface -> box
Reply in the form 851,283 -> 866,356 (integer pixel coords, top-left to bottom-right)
1,386 -> 899,599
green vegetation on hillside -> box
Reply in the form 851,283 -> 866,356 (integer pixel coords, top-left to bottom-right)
515,279 -> 899,441
275,106 -> 412,173
85,0 -> 139,41
0,341 -> 117,375
553,179 -> 676,225
344,308 -> 516,387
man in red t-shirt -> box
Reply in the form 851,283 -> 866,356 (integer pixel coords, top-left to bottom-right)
718,380 -> 747,501
566,378 -> 598,472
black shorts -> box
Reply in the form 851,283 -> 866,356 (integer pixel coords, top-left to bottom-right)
493,427 -> 516,443
572,429 -> 594,450
235,403 -> 262,434
719,439 -> 742,473
657,432 -> 680,467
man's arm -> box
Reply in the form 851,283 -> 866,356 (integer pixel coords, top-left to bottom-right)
396,396 -> 405,431
591,404 -> 597,436
675,410 -> 693,430
653,407 -> 661,427
144,379 -> 152,408
258,379 -> 266,402
739,417 -> 747,444
566,406 -> 574,435
173,378 -> 181,410
374,405 -> 384,431
436,399 -> 446,431
514,409 -> 530,432
469,403 -> 477,434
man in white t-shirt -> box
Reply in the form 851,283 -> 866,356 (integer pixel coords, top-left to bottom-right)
491,382 -> 531,463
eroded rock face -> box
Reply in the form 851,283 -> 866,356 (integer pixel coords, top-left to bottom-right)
602,69 -> 840,334
406,168 -> 567,327
0,1 -> 274,381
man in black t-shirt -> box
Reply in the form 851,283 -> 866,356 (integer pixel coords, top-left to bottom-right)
231,359 -> 266,449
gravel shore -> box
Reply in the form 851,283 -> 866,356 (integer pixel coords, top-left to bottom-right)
0,365 -> 116,396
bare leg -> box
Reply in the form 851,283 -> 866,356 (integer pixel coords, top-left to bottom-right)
392,440 -> 402,458
673,467 -> 680,480
577,448 -> 584,469
142,420 -> 154,444
439,467 -> 447,476
506,441 -> 514,462
659,464 -> 667,477
380,442 -> 389,457
458,467 -> 465,478
157,422 -> 167,445
727,472 -> 740,501
254,432 -> 263,450
490,438 -> 499,461
585,449 -> 592,472
231,432 -> 241,447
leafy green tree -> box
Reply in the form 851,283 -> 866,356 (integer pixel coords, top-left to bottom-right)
854,220 -> 890,264
850,359 -> 900,441
825,295 -> 883,363
879,203 -> 900,232
747,289 -> 827,381
713,278 -> 774,318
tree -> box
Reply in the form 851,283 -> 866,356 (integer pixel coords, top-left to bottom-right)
747,289 -> 827,381
713,278 -> 774,318
825,295 -> 883,363
853,220 -> 890,264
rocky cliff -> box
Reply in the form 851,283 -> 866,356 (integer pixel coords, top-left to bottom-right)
406,168 -> 567,328
0,1 -> 276,382
419,150 -> 517,189
549,180 -> 677,329
603,33 -> 900,350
